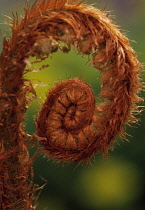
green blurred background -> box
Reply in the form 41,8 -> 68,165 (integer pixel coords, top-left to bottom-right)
0,0 -> 145,209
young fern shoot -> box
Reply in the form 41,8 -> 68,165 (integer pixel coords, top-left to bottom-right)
0,0 -> 143,209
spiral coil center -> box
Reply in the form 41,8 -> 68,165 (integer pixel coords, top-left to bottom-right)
36,78 -> 96,150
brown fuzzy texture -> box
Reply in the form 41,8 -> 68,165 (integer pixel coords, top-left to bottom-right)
33,0 -> 143,162
0,0 -> 143,208
36,78 -> 97,161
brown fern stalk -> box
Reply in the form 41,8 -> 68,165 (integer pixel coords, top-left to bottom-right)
0,0 -> 143,209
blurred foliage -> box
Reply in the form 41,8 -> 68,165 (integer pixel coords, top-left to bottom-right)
0,0 -> 145,210
75,158 -> 142,209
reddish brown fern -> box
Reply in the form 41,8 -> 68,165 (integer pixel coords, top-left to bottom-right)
0,0 -> 143,209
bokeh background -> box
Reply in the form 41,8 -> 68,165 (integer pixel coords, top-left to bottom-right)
0,0 -> 145,210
